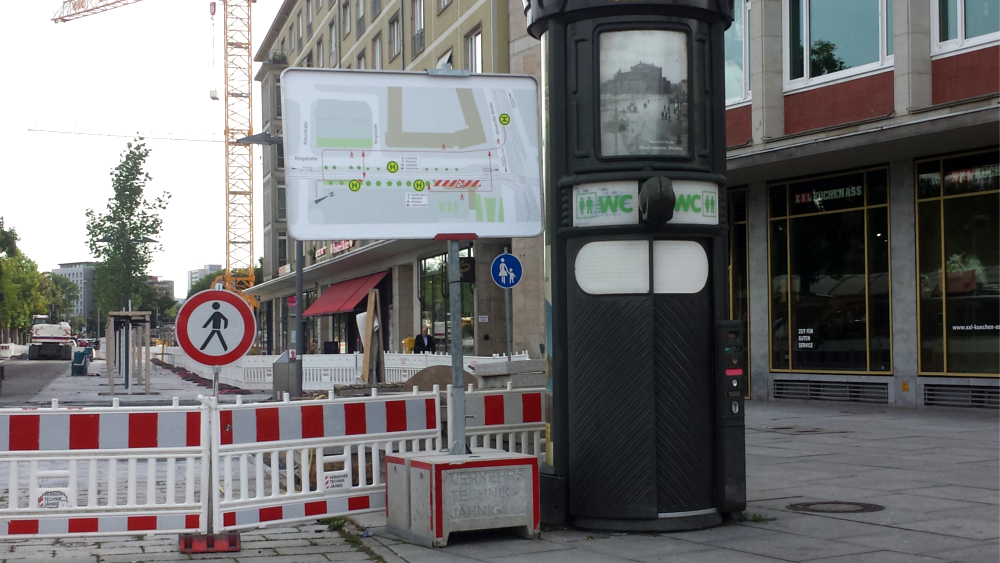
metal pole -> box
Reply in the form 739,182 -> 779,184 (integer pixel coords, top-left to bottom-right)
213,365 -> 220,397
295,240 -> 305,396
504,247 -> 513,360
447,241 -> 469,455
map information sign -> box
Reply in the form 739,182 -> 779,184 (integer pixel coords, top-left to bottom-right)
281,69 -> 542,240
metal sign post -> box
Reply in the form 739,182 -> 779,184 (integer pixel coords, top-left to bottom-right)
447,240 -> 470,455
492,250 -> 522,359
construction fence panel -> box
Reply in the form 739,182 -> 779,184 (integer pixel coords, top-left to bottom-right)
448,384 -> 547,464
0,344 -> 28,361
0,400 -> 210,538
209,387 -> 441,533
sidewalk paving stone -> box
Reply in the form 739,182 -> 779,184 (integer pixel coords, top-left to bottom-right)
838,527 -> 983,555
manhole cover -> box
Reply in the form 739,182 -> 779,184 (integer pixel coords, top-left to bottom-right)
787,501 -> 884,513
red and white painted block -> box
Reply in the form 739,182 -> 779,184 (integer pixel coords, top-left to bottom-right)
0,410 -> 202,451
220,492 -> 385,530
2,512 -> 202,537
463,391 -> 543,428
218,397 -> 437,445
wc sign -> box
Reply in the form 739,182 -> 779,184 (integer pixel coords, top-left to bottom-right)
573,180 -> 718,227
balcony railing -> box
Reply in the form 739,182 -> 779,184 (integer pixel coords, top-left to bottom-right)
412,28 -> 424,55
265,50 -> 289,65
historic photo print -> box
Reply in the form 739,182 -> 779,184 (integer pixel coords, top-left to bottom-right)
600,30 -> 688,157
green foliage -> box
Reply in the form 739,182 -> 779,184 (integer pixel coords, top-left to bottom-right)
810,40 -> 848,77
86,139 -> 170,312
40,274 -> 79,323
134,282 -> 177,327
0,217 -> 18,258
188,270 -> 225,297
0,254 -> 46,331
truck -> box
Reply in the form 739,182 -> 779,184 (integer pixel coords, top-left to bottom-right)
28,315 -> 74,361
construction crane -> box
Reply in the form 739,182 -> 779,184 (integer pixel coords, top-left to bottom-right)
53,0 -> 257,304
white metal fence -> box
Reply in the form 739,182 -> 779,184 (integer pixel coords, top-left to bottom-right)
0,399 -> 210,538
209,388 -> 441,531
161,347 -> 530,392
447,384 -> 547,464
0,344 -> 28,360
0,383 -> 547,538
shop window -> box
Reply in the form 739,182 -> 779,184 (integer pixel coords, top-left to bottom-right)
933,0 -> 1000,55
915,149 -> 999,376
786,0 -> 894,90
768,167 -> 892,373
419,248 -> 474,353
725,0 -> 751,104
729,187 -> 750,325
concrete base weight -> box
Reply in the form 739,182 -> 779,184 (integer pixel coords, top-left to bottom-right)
386,449 -> 540,547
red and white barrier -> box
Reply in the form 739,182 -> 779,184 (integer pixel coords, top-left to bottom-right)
0,399 -> 210,539
447,384 -> 547,464
210,387 -> 441,532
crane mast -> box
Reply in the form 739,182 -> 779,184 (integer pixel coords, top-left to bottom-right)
53,0 -> 257,304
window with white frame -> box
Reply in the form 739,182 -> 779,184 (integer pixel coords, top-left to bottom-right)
785,0 -> 894,89
933,0 -> 1000,55
343,3 -> 351,36
277,231 -> 288,267
274,78 -> 282,118
317,0 -> 322,9
358,49 -> 367,69
317,38 -> 324,67
725,0 -> 751,104
373,33 -> 383,69
441,0 -> 451,11
330,22 -> 338,66
298,11 -> 304,49
412,0 -> 425,55
357,0 -> 365,35
277,181 -> 287,221
389,13 -> 402,59
465,26 -> 482,72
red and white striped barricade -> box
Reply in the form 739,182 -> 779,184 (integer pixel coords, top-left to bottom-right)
0,398 -> 210,538
447,384 -> 547,464
209,386 -> 441,532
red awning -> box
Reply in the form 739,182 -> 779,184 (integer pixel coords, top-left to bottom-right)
303,271 -> 388,317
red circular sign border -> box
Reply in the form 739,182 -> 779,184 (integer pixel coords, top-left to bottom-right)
176,289 -> 256,366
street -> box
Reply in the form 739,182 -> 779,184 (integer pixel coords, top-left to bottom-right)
0,360 -> 67,405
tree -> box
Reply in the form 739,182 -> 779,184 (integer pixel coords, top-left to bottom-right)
86,139 -> 170,313
0,217 -> 18,258
40,273 -> 79,322
810,40 -> 848,77
0,254 -> 46,334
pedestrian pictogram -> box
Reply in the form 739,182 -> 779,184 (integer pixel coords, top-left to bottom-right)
176,290 -> 255,366
200,303 -> 230,351
491,253 -> 523,289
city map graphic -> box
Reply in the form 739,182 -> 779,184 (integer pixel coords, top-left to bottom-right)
281,70 -> 541,240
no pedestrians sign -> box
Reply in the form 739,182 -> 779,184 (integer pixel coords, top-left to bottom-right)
176,290 -> 255,366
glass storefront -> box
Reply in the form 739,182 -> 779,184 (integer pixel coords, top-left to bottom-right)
419,248 -> 475,354
729,187 -> 750,395
769,167 -> 892,373
916,149 -> 1000,376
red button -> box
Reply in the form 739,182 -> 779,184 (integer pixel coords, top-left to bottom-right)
726,368 -> 743,376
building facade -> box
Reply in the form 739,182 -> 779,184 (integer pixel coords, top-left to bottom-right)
252,0 -> 999,408
52,262 -> 96,321
147,276 -> 176,299
251,0 -> 513,357
511,0 -> 999,408
187,264 -> 223,295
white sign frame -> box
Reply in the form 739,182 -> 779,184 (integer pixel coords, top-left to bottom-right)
280,68 -> 542,240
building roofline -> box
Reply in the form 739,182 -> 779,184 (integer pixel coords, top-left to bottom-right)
255,0 -> 299,62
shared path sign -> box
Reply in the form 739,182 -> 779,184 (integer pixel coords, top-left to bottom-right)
491,253 -> 522,289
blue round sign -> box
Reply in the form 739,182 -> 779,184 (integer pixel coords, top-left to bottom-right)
491,253 -> 522,289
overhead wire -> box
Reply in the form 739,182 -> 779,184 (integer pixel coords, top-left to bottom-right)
27,128 -> 221,143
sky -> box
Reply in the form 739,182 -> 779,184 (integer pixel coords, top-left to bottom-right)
3,1 -> 282,299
